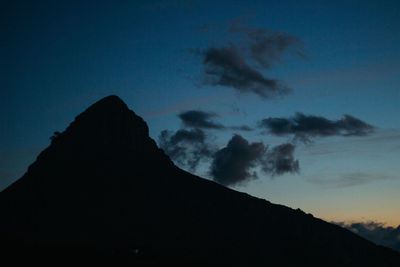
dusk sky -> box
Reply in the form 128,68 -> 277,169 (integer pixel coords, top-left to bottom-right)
1,0 -> 400,230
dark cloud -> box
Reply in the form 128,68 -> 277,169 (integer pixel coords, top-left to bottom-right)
229,24 -> 305,69
229,125 -> 253,131
178,110 -> 224,129
262,143 -> 299,176
335,221 -> 400,252
178,110 -> 253,131
158,128 -> 215,171
259,113 -> 374,142
193,23 -> 303,99
210,134 -> 266,186
210,135 -> 299,186
249,31 -> 304,69
202,44 -> 291,99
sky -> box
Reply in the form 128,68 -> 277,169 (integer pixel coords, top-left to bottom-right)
1,0 -> 400,239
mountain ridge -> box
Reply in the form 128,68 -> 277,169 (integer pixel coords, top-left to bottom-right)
1,95 -> 399,266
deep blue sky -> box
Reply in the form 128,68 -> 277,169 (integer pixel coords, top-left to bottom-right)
1,0 -> 400,226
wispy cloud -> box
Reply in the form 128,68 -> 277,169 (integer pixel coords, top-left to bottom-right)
229,21 -> 305,68
178,110 -> 252,131
142,94 -> 225,119
307,172 -> 392,188
303,129 -> 400,156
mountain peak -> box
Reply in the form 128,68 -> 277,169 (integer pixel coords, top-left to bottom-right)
83,95 -> 128,113
26,95 -> 172,175
52,95 -> 148,148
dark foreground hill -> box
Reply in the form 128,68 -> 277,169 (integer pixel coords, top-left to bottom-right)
1,96 -> 399,266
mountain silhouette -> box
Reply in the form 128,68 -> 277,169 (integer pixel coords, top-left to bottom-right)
1,95 -> 399,266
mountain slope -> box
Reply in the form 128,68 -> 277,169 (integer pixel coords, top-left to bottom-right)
1,95 -> 399,266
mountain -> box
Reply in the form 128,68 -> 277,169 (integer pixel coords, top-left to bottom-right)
1,95 -> 399,266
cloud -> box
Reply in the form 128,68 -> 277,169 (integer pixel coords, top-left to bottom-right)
259,113 -> 374,142
335,221 -> 400,252
142,93 -> 224,119
307,172 -> 392,188
229,125 -> 253,131
178,110 -> 253,131
194,23 -> 303,99
178,110 -> 224,129
210,135 -> 299,186
158,128 -> 215,171
201,44 -> 291,99
229,24 -> 305,69
210,134 -> 266,186
262,143 -> 299,176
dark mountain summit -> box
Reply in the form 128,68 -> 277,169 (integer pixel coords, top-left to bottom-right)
1,95 -> 399,266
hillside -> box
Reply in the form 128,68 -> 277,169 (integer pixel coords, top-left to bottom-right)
1,95 -> 399,266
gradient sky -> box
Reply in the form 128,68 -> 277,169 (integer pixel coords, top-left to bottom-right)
1,0 -> 400,227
